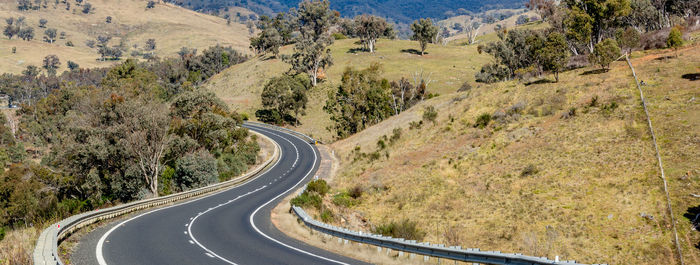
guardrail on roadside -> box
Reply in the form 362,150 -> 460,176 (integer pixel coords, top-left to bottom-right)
244,121 -> 320,144
33,131 -> 280,265
278,122 -> 607,265
292,206 -> 603,265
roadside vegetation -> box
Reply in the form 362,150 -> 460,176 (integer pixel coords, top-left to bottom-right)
0,44 -> 255,263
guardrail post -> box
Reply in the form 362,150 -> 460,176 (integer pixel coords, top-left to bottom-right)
424,255 -> 429,262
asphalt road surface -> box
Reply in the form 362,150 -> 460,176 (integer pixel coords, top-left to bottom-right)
86,124 -> 367,265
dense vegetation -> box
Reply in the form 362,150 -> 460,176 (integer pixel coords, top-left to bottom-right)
169,0 -> 525,23
474,0 -> 698,83
0,46 -> 256,233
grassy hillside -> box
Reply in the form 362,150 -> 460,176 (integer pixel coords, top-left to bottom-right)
206,38 -> 493,141
0,0 -> 251,74
324,43 -> 700,264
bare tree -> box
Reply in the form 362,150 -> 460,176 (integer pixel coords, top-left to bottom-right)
122,102 -> 172,197
465,20 -> 481,45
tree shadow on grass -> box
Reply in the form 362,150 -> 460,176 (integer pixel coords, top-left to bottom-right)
654,55 -> 675,61
261,55 -> 278,61
347,47 -> 366,54
400,49 -> 426,55
685,205 -> 700,250
525,78 -> 556,86
681,73 -> 700,81
580,69 -> 608,75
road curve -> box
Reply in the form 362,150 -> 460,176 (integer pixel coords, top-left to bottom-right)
91,124 -> 368,265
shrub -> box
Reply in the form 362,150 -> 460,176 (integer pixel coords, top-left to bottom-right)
389,128 -> 402,145
521,164 -> 539,177
475,63 -> 509,83
67,60 -> 79,71
409,120 -> 423,130
306,179 -> 329,196
159,166 -> 174,196
331,32 -> 347,40
332,192 -> 355,207
0,226 -> 4,241
174,150 -> 219,191
666,27 -> 683,56
11,47 -> 16,54
641,28 -> 671,50
423,106 -> 438,124
372,219 -> 426,240
8,143 -> 25,163
290,191 -> 322,209
589,38 -> 621,70
320,208 -> 334,222
474,113 -> 491,128
348,185 -> 363,199
65,41 -> 74,47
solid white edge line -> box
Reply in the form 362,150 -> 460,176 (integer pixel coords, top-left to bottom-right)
96,129 -> 283,265
247,127 -> 350,265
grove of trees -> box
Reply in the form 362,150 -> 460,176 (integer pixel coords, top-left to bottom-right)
0,43 -> 255,233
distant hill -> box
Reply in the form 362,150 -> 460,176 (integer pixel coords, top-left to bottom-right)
173,0 -> 526,23
0,0 -> 250,74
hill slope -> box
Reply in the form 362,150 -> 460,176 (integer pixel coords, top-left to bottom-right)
0,0 -> 251,74
325,44 -> 700,264
205,38 -> 493,142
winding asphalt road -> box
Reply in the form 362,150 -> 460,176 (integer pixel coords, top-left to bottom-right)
84,124 -> 367,265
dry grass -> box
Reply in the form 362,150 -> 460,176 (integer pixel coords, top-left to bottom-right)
630,45 -> 700,264
0,0 -> 251,74
322,45 -> 700,265
0,226 -> 39,265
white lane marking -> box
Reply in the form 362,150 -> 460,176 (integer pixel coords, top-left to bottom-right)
248,129 -> 349,265
189,240 -> 195,244
186,185 -> 267,265
95,137 -> 283,265
205,253 -> 215,258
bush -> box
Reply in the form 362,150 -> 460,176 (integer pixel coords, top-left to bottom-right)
474,113 -> 491,128
475,63 -> 509,83
8,143 -> 25,163
159,166 -> 174,196
521,164 -> 539,177
255,109 -> 284,124
331,32 -> 347,40
332,192 -> 355,207
389,128 -> 402,145
0,226 -> 4,241
320,208 -> 334,222
290,191 -> 322,210
422,106 -> 438,124
65,41 -> 74,47
409,120 -> 423,130
306,179 -> 329,196
348,185 -> 363,199
590,38 -> 621,70
372,219 -> 426,240
174,150 -> 219,191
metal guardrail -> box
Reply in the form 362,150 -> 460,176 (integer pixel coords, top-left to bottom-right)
33,131 -> 280,265
280,123 -> 607,265
292,206 -> 603,265
244,121 -> 321,144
